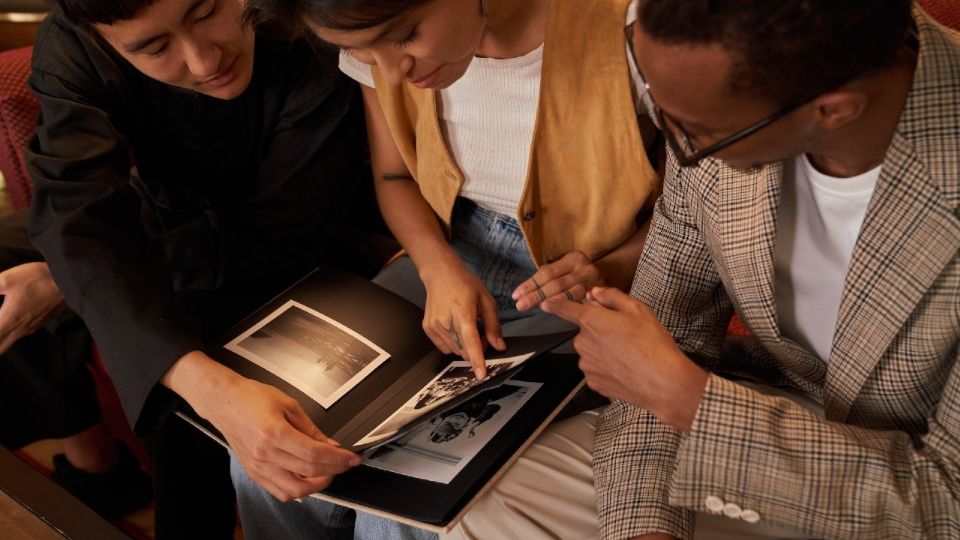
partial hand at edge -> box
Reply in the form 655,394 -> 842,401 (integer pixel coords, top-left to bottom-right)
0,262 -> 65,355
512,250 -> 603,311
163,352 -> 361,501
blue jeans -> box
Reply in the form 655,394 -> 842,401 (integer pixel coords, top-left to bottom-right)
230,454 -> 437,540
231,199 -> 575,538
375,198 -> 538,322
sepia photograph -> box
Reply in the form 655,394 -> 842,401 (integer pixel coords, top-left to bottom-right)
354,352 -> 534,447
225,300 -> 390,409
363,380 -> 541,484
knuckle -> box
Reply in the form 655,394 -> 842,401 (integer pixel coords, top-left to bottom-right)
249,445 -> 269,461
307,446 -> 328,464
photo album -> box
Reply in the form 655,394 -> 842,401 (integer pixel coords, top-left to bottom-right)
177,266 -> 585,532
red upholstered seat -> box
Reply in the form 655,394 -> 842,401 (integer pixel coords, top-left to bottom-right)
918,0 -> 960,31
0,45 -> 37,210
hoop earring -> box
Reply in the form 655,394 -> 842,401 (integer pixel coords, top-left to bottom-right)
480,0 -> 490,17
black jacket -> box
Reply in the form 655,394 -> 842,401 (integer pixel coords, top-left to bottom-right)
27,16 -> 378,433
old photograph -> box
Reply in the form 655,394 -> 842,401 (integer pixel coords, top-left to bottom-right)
354,352 -> 534,447
363,380 -> 542,484
225,300 -> 390,409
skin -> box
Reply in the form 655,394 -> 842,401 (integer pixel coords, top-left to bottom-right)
309,0 -> 651,379
0,262 -> 64,354
94,0 -> 255,100
544,23 -> 917,540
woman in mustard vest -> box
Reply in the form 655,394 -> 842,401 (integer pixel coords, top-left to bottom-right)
233,0 -> 659,537
248,0 -> 659,382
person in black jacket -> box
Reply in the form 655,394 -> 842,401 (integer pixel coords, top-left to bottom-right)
2,0 -> 389,534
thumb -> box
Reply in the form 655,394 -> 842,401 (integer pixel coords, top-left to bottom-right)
589,286 -> 635,312
541,295 -> 587,324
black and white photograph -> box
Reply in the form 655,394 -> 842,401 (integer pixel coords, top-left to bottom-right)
225,300 -> 390,409
363,380 -> 541,484
354,353 -> 534,447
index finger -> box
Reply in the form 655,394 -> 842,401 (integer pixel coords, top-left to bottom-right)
458,319 -> 487,379
275,422 -> 360,470
541,295 -> 589,324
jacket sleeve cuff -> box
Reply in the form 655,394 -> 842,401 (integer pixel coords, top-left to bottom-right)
595,400 -> 696,539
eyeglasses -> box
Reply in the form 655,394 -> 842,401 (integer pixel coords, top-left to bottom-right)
625,24 -> 810,168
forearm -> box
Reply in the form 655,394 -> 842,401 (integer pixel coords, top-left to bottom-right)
362,84 -> 462,282
374,180 -> 462,281
160,350 -> 244,421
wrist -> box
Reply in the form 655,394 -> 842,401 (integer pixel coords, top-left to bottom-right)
662,363 -> 708,432
416,248 -> 466,285
161,350 -> 243,420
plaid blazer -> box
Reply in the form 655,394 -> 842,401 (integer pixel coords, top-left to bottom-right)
594,9 -> 960,540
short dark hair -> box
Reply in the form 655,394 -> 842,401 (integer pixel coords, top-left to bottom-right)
636,0 -> 913,107
245,0 -> 433,39
49,0 -> 156,27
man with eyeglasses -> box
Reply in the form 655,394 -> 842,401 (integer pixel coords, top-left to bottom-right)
540,1 -> 959,538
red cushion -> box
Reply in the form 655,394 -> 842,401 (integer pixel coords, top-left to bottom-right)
917,0 -> 960,31
0,46 -> 38,211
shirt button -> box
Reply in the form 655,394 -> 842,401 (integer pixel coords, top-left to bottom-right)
722,502 -> 743,519
741,509 -> 760,523
522,210 -> 536,221
704,496 -> 724,513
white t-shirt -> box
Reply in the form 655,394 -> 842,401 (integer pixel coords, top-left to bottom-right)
774,154 -> 881,362
339,1 -> 641,217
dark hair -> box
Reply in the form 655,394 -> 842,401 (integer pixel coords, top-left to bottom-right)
636,0 -> 913,107
245,0 -> 433,39
49,0 -> 156,27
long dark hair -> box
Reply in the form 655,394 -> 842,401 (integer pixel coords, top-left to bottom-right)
245,0 -> 434,38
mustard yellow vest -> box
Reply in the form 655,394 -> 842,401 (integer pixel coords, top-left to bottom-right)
371,0 -> 657,266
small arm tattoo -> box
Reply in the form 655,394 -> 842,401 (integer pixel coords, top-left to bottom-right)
382,172 -> 414,181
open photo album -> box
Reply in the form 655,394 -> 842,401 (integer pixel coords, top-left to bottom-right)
177,266 -> 585,532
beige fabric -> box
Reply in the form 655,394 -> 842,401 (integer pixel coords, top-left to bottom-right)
369,0 -> 658,266
444,405 -> 812,540
443,410 -> 600,540
595,8 -> 960,540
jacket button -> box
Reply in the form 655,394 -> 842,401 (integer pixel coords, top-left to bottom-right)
740,509 -> 760,523
722,502 -> 743,519
523,210 -> 537,221
704,496 -> 724,513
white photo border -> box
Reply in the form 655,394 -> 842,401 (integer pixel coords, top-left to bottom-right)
225,299 -> 390,409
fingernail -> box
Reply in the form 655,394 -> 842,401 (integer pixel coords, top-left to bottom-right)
511,291 -> 520,300
349,455 -> 362,467
497,337 -> 506,349
516,300 -> 528,310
